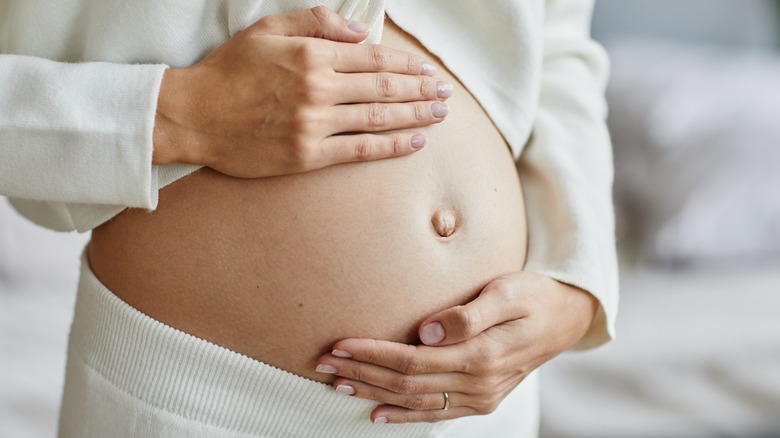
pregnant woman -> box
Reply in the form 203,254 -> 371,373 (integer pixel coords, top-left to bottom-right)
0,1 -> 618,437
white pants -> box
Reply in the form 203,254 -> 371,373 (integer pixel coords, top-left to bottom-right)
58,256 -> 539,437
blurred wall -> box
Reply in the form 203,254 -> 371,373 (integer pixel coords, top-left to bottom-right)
593,0 -> 780,48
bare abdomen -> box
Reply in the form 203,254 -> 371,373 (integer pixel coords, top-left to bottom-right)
88,21 -> 527,382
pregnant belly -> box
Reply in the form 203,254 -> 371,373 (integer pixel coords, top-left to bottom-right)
87,20 -> 527,383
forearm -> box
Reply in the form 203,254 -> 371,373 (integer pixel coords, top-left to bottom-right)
152,68 -> 202,167
518,0 -> 618,349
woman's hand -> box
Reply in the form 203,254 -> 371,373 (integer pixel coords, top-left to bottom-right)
314,271 -> 598,424
153,6 -> 451,177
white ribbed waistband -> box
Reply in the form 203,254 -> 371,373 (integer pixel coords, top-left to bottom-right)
68,255 -> 444,437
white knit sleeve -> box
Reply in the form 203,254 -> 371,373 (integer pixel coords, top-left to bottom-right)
518,0 -> 619,348
0,55 -> 167,216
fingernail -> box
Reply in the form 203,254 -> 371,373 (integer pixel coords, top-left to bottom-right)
315,364 -> 337,374
332,349 -> 352,358
373,417 -> 388,424
436,82 -> 454,99
411,134 -> 427,150
420,322 -> 445,345
431,102 -> 448,119
421,63 -> 437,76
347,20 -> 371,33
336,384 -> 356,395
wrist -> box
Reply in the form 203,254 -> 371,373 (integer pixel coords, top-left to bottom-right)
152,68 -> 204,166
549,278 -> 599,347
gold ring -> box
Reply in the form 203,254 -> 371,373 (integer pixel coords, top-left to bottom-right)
442,391 -> 450,411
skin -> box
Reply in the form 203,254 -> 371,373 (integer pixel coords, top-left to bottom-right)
152,6 -> 451,175
144,6 -> 597,425
317,272 -> 597,424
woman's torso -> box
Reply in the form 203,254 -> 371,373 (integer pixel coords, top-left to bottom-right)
88,19 -> 528,382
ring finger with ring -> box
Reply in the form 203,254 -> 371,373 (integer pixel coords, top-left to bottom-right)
332,377 -> 462,412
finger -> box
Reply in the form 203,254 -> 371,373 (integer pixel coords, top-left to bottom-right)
251,6 -> 369,43
419,277 -> 529,346
334,73 -> 452,104
329,338 -> 473,375
331,101 -> 448,134
331,44 -> 437,76
331,377 -> 467,412
317,132 -> 426,166
315,355 -> 466,395
371,405 -> 476,424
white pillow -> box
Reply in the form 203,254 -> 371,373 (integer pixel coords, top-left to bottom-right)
606,39 -> 780,265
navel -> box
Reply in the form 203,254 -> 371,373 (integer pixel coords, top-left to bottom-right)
431,207 -> 459,238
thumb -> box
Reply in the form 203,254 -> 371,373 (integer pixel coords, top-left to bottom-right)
419,281 -> 522,346
252,6 -> 370,43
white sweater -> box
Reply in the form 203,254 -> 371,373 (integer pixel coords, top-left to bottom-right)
0,0 -> 617,346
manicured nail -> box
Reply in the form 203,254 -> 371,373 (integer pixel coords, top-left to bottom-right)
436,82 -> 454,99
431,102 -> 448,119
332,349 -> 353,358
421,63 -> 437,76
373,417 -> 388,424
315,364 -> 337,374
336,384 -> 356,395
411,134 -> 427,150
347,20 -> 371,33
420,322 -> 445,345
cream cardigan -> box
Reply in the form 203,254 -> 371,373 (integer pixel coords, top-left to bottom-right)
0,0 -> 617,345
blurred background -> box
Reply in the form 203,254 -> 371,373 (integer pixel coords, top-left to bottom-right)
2,1 -> 780,437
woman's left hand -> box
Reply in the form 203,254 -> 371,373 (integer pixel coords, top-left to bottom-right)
314,271 -> 598,424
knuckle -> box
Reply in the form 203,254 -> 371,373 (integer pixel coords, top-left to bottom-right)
392,377 -> 419,395
413,103 -> 425,123
390,135 -> 404,156
476,401 -> 499,415
349,365 -> 366,383
308,6 -> 331,26
298,71 -> 329,103
465,358 -> 489,376
471,376 -> 493,395
485,374 -> 504,392
354,138 -> 372,160
418,77 -> 430,98
452,306 -> 482,338
471,391 -> 501,415
362,340 -> 381,363
465,345 -> 501,376
376,73 -> 398,98
289,139 -> 317,171
398,355 -> 427,375
367,103 -> 387,127
407,54 -> 417,75
367,45 -> 389,71
253,15 -> 276,32
253,13 -> 291,34
405,396 -> 428,411
294,40 -> 324,68
488,278 -> 516,302
476,343 -> 502,370
290,108 -> 314,132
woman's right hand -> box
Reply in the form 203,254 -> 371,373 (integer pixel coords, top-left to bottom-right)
153,6 -> 451,178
